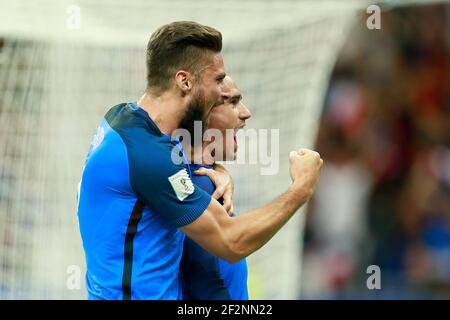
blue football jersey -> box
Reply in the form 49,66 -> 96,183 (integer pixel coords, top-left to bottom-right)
181,164 -> 249,300
77,102 -> 211,300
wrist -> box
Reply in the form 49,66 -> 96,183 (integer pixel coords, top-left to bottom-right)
289,180 -> 312,204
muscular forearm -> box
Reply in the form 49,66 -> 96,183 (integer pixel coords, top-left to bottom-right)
223,181 -> 310,260
182,181 -> 313,263
182,149 -> 322,263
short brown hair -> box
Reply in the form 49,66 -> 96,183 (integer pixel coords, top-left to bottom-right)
146,21 -> 222,94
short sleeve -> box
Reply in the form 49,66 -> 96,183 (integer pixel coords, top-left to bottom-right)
127,135 -> 211,228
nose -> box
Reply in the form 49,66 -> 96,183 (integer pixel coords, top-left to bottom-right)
238,102 -> 251,121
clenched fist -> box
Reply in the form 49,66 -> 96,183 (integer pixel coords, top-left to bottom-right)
289,148 -> 323,201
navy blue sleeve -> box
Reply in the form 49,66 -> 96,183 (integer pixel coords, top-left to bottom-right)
180,173 -> 231,300
181,236 -> 231,300
122,128 -> 212,228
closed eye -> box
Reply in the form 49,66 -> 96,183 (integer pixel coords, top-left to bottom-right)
216,73 -> 226,83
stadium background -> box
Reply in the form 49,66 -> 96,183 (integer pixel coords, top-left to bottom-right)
0,0 -> 448,299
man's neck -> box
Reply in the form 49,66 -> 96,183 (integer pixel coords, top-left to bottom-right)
137,91 -> 184,136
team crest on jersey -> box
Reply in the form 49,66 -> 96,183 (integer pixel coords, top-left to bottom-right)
168,169 -> 195,201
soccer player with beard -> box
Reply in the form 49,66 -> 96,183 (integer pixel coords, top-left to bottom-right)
77,21 -> 323,300
181,76 -> 251,300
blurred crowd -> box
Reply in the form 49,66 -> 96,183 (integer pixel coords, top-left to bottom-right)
303,4 -> 450,299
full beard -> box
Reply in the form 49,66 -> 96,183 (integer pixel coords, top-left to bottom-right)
178,92 -> 210,148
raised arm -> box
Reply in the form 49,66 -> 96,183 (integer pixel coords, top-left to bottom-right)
180,148 -> 323,263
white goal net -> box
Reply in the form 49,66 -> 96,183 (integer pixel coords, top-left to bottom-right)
0,0 -> 379,299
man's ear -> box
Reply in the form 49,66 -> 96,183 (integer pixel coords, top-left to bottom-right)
174,70 -> 194,93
